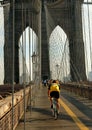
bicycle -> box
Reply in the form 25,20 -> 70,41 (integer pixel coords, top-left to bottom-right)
52,97 -> 58,120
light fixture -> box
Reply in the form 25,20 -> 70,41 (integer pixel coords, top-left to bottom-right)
56,64 -> 59,79
56,64 -> 59,68
31,52 -> 37,64
0,0 -> 9,5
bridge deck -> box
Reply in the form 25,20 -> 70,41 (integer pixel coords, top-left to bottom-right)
15,86 -> 92,130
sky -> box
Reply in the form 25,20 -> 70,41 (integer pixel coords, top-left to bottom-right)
0,1 -> 92,84
19,28 -> 37,83
49,25 -> 70,81
82,2 -> 92,80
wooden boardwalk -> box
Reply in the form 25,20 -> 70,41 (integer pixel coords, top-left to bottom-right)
15,86 -> 92,130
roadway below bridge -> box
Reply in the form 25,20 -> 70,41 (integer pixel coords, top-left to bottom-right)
15,86 -> 92,130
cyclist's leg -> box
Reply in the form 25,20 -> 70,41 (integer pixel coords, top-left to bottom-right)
50,92 -> 53,108
57,99 -> 60,114
50,91 -> 57,108
55,92 -> 60,114
48,96 -> 53,108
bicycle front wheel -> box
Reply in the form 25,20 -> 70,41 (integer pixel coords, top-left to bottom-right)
54,110 -> 58,120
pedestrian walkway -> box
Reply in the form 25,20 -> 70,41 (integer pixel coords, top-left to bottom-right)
15,86 -> 91,130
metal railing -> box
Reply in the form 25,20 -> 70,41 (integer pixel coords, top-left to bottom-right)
61,83 -> 92,100
0,86 -> 30,130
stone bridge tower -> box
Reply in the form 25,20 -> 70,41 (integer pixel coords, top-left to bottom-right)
41,0 -> 87,81
3,0 -> 41,83
3,0 -> 86,83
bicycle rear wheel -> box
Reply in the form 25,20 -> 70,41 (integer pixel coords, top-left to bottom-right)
54,110 -> 58,120
52,98 -> 58,119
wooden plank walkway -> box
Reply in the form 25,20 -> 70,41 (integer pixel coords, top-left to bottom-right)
15,86 -> 92,130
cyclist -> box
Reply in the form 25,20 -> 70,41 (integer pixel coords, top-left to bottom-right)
48,80 -> 60,113
47,79 -> 53,95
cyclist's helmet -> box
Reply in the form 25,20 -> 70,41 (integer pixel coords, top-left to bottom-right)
52,80 -> 56,83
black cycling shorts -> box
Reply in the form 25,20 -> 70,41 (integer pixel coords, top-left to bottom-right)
50,91 -> 59,99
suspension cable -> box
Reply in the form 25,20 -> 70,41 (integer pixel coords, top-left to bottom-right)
21,1 -> 26,129
28,8 -> 32,113
28,12 -> 31,82
58,37 -> 69,82
38,5 -> 42,84
23,5 -> 27,130
19,41 -> 29,78
0,7 -> 4,83
31,10 -> 34,55
12,0 -> 15,129
30,0 -> 34,113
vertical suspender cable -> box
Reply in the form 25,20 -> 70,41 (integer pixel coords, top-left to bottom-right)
31,12 -> 33,54
31,0 -> 34,82
87,0 -> 92,70
12,0 -> 15,129
33,14 -> 36,84
64,43 -> 67,81
21,0 -> 24,88
34,13 -> 37,84
31,0 -> 34,55
38,4 -> 41,84
28,9 -> 32,112
22,2 -> 25,130
32,7 -> 34,81
21,1 -> 26,130
30,1 -> 33,112
33,14 -> 34,53
34,15 -> 36,53
29,11 -> 31,82
23,3 -> 27,130
64,1 -> 70,81
66,0 -> 71,81
37,9 -> 41,85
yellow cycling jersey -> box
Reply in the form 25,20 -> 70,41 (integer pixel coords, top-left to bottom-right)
50,83 -> 60,93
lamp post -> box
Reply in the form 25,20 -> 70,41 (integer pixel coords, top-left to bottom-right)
0,0 -> 3,3
32,51 -> 37,64
56,64 -> 59,79
0,0 -> 8,4
31,52 -> 37,81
